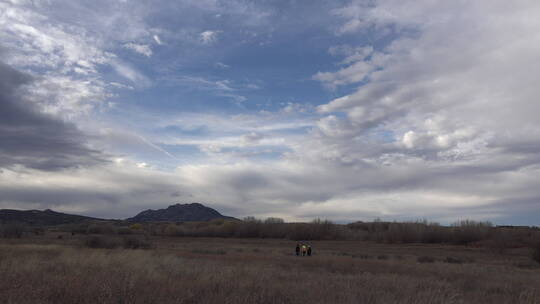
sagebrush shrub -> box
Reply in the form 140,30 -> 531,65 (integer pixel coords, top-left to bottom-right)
0,223 -> 25,238
86,223 -> 117,235
444,256 -> 463,264
85,236 -> 120,249
122,236 -> 152,249
417,256 -> 435,263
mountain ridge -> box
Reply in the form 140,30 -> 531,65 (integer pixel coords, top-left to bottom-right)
0,209 -> 105,226
127,203 -> 237,223
0,203 -> 236,225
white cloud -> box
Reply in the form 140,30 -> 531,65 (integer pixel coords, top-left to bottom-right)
282,102 -> 313,114
124,43 -> 153,57
0,2 -> 114,71
165,75 -> 246,102
299,0 -> 540,222
313,60 -> 378,88
215,62 -> 230,69
199,30 -> 221,45
111,60 -> 151,86
0,0 -> 154,119
328,45 -> 374,64
26,76 -> 110,118
153,35 -> 163,45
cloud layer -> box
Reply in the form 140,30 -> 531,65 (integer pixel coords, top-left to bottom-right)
0,62 -> 107,171
1,0 -> 539,225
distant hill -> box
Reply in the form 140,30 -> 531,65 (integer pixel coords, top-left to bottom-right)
0,203 -> 236,226
0,209 -> 104,226
127,203 -> 236,223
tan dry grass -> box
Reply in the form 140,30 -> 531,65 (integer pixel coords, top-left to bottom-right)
0,238 -> 539,304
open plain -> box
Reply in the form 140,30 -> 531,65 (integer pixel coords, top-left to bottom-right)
1,234 -> 539,304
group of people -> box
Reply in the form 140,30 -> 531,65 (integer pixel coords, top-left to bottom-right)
295,243 -> 312,256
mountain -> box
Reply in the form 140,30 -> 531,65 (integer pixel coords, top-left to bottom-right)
0,209 -> 104,226
0,203 -> 235,226
127,203 -> 236,223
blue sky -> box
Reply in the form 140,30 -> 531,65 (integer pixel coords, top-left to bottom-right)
1,0 -> 540,225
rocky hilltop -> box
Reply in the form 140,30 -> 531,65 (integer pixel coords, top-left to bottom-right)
127,203 -> 236,223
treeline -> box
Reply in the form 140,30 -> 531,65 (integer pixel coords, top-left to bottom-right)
151,218 -> 345,240
50,218 -> 540,247
348,219 -> 495,245
57,218 -> 345,240
2,218 -> 539,249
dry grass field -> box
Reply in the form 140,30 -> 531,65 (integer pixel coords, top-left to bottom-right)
1,234 -> 539,304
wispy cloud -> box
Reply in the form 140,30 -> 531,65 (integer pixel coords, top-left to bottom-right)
153,35 -> 163,45
200,30 -> 221,45
111,60 -> 152,87
124,43 -> 153,57
165,75 -> 247,102
215,62 -> 230,69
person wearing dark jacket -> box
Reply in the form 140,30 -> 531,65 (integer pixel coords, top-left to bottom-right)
295,243 -> 300,256
307,245 -> 312,256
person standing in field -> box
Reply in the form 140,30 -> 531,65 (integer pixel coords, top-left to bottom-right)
302,244 -> 307,256
295,243 -> 300,256
307,245 -> 312,256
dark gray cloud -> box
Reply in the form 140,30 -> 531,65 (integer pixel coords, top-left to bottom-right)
0,62 -> 107,171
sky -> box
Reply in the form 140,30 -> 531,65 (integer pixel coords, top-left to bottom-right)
1,0 -> 540,225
